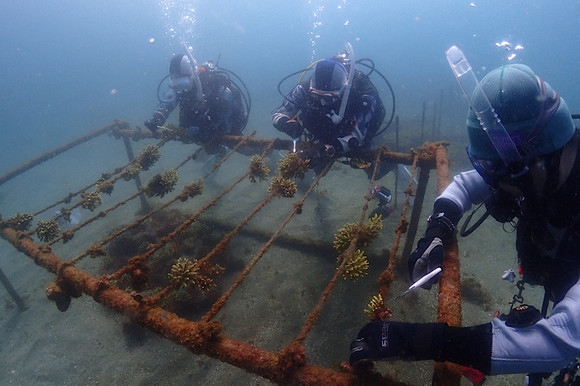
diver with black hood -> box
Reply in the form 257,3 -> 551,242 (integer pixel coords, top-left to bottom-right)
145,48 -> 250,156
272,43 -> 395,179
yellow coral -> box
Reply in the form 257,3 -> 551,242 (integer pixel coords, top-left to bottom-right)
96,179 -> 114,195
248,155 -> 270,183
339,249 -> 369,281
81,191 -> 103,211
278,152 -> 309,180
6,213 -> 34,231
179,180 -> 204,202
145,169 -> 179,198
136,145 -> 161,171
36,219 -> 60,243
366,213 -> 384,236
168,258 -> 221,291
333,223 -> 358,253
364,294 -> 384,317
333,215 -> 384,253
121,164 -> 142,181
268,177 -> 297,198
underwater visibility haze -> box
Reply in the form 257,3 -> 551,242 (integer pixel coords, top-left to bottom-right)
1,1 -> 580,384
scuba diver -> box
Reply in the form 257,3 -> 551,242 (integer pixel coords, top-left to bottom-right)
350,56 -> 580,383
272,43 -> 395,179
144,51 -> 250,155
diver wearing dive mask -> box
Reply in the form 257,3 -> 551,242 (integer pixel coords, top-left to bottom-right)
350,54 -> 580,380
144,52 -> 250,156
272,44 -> 389,178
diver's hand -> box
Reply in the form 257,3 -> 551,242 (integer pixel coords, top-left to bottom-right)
350,321 -> 446,365
144,113 -> 165,133
408,213 -> 455,287
144,118 -> 159,132
408,228 -> 444,287
280,117 -> 303,139
298,143 -> 335,170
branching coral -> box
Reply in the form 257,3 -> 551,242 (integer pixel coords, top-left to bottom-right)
339,249 -> 369,281
121,164 -> 142,181
96,179 -> 114,195
278,152 -> 309,180
168,257 -> 223,291
179,180 -> 204,202
268,177 -> 297,198
158,123 -> 182,141
81,191 -> 103,211
364,293 -> 392,321
6,213 -> 34,231
145,169 -> 179,198
333,214 -> 384,253
36,219 -> 61,242
248,155 -> 270,183
364,294 -> 383,316
58,208 -> 72,222
136,145 -> 161,171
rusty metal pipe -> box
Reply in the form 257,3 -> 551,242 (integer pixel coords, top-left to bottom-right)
432,144 -> 462,386
0,226 -> 358,384
0,121 -> 122,186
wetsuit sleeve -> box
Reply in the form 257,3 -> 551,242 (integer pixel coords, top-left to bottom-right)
272,83 -> 308,131
434,169 -> 493,218
152,90 -> 179,126
490,277 -> 580,374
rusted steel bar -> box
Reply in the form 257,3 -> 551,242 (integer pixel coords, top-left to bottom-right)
109,126 -> 419,167
432,144 -> 462,386
0,121 -> 122,186
0,226 -> 359,385
399,143 -> 447,267
112,127 -> 287,154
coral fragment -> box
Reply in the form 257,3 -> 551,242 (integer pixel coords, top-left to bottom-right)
268,177 -> 297,198
277,152 -> 309,180
6,213 -> 34,231
36,219 -> 60,243
146,169 -> 179,198
248,155 -> 270,183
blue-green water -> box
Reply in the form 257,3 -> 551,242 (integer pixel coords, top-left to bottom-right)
0,1 -> 578,384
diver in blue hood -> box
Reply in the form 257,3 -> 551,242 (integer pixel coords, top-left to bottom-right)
350,58 -> 580,381
145,52 -> 249,155
272,44 -> 393,178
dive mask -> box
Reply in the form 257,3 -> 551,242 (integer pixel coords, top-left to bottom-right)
467,146 -> 509,186
309,87 -> 340,105
169,75 -> 194,92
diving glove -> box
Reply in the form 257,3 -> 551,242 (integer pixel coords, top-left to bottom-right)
279,117 -> 303,139
408,212 -> 456,286
144,112 -> 165,133
350,321 -> 492,374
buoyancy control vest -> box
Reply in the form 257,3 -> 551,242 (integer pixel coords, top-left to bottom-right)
496,130 -> 580,302
300,70 -> 384,149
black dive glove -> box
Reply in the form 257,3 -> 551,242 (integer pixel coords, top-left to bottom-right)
144,112 -> 165,132
350,321 -> 492,374
278,117 -> 303,139
408,199 -> 459,286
